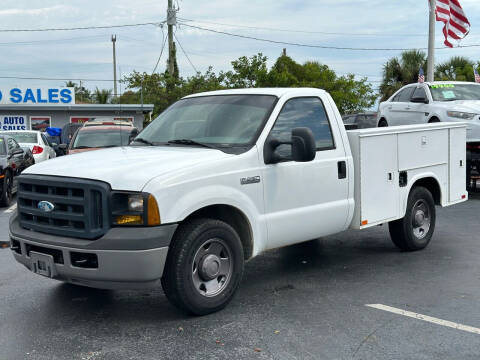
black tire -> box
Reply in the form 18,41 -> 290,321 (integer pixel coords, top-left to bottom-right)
0,171 -> 13,207
378,119 -> 388,127
161,218 -> 244,315
428,117 -> 440,123
389,186 -> 436,251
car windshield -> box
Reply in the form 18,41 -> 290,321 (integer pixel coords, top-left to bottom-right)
0,138 -> 6,155
429,84 -> 480,101
136,95 -> 277,147
0,132 -> 36,143
72,129 -> 131,149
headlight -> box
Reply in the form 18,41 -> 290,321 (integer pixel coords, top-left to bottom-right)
447,111 -> 477,120
111,192 -> 161,226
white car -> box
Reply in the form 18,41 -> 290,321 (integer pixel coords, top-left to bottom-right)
377,81 -> 480,142
0,130 -> 56,163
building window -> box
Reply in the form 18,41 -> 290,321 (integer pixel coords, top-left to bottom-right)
30,116 -> 51,132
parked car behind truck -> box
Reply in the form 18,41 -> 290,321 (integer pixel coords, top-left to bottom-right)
0,135 -> 34,207
9,88 -> 467,315
0,130 -> 56,163
377,81 -> 480,189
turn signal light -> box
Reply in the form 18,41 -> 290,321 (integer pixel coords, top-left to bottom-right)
147,194 -> 161,226
361,220 -> 368,226
115,215 -> 143,225
32,145 -> 43,154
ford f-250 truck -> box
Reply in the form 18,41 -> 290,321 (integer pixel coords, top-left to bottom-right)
9,88 -> 468,315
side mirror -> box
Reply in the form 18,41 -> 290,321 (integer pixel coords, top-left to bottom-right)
51,142 -> 58,147
264,127 -> 316,164
58,144 -> 67,150
411,96 -> 429,104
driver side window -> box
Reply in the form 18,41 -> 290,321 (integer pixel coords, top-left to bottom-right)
268,97 -> 335,158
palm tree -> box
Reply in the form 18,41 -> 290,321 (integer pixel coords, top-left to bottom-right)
93,87 -> 112,104
435,56 -> 474,82
379,50 -> 427,101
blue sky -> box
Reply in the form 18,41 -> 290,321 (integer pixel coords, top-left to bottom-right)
1,0 -> 480,94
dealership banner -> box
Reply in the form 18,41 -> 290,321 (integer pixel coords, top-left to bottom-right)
0,87 -> 75,105
0,115 -> 27,130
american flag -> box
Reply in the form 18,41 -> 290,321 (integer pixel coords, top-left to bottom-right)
418,68 -> 425,83
475,68 -> 480,83
435,0 -> 470,48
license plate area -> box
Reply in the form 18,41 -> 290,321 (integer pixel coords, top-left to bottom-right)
30,251 -> 56,278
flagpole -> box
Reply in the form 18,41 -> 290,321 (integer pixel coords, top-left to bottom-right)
427,0 -> 436,82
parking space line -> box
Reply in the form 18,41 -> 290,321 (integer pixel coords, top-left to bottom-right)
366,304 -> 480,335
5,204 -> 17,214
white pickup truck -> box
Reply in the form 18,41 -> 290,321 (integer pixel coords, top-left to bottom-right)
9,88 -> 468,315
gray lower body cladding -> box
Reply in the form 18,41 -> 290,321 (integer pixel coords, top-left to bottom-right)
9,215 -> 177,289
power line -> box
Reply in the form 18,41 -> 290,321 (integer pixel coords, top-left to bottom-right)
179,22 -> 480,51
0,75 -> 119,82
0,35 -> 107,46
152,26 -> 168,74
178,17 -> 428,38
0,21 -> 163,32
174,33 -> 198,73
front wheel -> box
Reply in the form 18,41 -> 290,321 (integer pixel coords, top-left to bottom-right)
389,186 -> 436,251
161,218 -> 244,315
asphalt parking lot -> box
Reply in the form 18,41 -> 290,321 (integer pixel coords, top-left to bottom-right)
1,195 -> 480,360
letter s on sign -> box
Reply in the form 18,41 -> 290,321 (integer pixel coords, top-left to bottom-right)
10,88 -> 22,103
60,89 -> 72,103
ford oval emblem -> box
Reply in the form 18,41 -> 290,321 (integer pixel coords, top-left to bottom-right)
38,201 -> 55,213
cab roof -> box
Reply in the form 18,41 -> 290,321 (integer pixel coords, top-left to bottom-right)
183,87 -> 327,98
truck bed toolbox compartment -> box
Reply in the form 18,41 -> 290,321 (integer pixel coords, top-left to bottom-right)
347,123 -> 467,229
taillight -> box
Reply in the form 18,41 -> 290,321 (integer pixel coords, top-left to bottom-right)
32,145 -> 43,154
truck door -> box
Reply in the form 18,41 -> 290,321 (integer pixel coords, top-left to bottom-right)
262,96 -> 350,249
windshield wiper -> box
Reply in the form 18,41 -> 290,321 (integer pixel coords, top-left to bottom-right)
132,138 -> 155,146
167,139 -> 218,149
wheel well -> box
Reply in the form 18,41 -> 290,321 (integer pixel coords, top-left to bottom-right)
378,118 -> 388,127
428,116 -> 440,123
182,205 -> 254,260
412,177 -> 441,205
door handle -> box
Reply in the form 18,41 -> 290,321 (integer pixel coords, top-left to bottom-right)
387,106 -> 392,110
338,161 -> 347,179
405,106 -> 411,110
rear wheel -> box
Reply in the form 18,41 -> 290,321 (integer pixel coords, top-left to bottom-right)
161,218 -> 244,315
389,186 -> 436,251
0,172 -> 13,207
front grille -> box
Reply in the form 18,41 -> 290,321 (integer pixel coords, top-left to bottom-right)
17,175 -> 110,240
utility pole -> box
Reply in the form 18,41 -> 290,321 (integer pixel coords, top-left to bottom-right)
427,0 -> 436,82
167,0 -> 177,76
112,34 -> 118,98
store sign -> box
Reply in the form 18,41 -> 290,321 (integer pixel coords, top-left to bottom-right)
0,115 -> 27,130
0,87 -> 75,105
31,116 -> 51,131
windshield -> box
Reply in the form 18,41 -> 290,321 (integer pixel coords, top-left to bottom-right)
0,138 -> 6,155
137,95 -> 277,147
429,84 -> 480,101
0,132 -> 36,143
72,129 -> 131,149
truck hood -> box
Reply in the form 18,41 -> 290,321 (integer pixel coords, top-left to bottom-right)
24,146 -> 232,190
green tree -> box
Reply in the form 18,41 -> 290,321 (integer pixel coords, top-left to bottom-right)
93,87 -> 112,104
435,56 -> 474,81
64,81 -> 91,103
379,50 -> 427,101
224,53 -> 268,88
